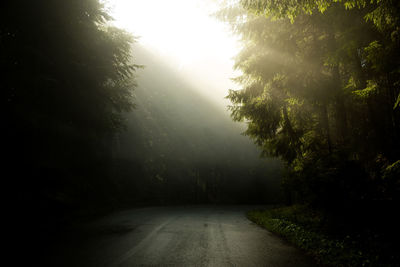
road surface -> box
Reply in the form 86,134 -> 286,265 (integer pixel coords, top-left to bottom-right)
45,206 -> 315,266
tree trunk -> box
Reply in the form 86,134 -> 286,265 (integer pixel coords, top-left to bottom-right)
321,103 -> 332,154
332,64 -> 348,144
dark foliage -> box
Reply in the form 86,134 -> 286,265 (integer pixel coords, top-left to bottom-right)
218,0 -> 400,257
2,0 -> 138,238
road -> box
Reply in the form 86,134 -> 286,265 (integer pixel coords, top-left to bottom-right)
45,206 -> 315,267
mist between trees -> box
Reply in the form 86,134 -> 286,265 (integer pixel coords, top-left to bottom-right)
3,0 -> 283,230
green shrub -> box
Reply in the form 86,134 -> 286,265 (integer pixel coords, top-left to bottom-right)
247,207 -> 390,267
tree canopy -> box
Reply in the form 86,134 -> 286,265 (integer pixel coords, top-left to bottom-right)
218,0 -> 400,229
2,0 -> 139,218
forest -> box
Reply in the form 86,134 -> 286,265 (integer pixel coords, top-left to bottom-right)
218,0 -> 400,265
2,0 -> 399,266
3,0 -> 280,236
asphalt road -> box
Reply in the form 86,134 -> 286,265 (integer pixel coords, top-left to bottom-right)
45,206 -> 315,267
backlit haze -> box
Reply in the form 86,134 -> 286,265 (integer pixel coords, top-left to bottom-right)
105,0 -> 241,108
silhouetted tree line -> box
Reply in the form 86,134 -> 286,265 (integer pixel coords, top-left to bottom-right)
218,0 -> 400,238
3,0 -> 139,223
111,45 -> 284,206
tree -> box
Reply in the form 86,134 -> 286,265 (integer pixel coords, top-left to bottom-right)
2,0 -> 139,217
218,0 -> 400,218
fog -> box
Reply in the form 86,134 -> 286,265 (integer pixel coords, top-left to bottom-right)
92,0 -> 284,205
111,43 -> 283,204
107,0 -> 241,107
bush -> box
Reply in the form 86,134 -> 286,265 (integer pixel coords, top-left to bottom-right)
247,206 -> 394,267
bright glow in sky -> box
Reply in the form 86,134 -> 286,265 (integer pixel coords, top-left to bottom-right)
104,0 -> 241,106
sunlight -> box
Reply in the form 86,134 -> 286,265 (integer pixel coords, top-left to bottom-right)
107,0 -> 236,66
104,0 -> 241,104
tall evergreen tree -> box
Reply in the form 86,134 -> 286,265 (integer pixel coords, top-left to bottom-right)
2,0 -> 139,217
218,0 -> 400,223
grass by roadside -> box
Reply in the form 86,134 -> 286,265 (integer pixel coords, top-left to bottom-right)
247,205 -> 394,267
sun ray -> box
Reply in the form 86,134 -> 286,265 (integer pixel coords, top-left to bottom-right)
103,0 -> 241,105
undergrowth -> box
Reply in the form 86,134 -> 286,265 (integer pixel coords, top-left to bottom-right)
247,205 -> 393,267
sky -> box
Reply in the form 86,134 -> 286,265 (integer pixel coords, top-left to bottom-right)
104,0 -> 241,108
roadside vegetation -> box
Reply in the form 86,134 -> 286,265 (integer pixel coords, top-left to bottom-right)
248,205 -> 398,266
